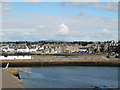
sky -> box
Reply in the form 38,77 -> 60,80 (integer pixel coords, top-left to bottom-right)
1,1 -> 118,42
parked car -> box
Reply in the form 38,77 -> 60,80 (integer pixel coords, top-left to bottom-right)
115,54 -> 120,58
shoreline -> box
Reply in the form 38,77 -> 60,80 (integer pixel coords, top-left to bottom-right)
1,59 -> 119,67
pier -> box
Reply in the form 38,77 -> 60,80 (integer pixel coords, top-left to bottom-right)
2,69 -> 23,89
1,59 -> 119,67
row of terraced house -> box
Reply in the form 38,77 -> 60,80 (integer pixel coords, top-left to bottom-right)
0,40 -> 119,54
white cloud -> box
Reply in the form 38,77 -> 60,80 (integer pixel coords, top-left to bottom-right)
2,15 -> 118,41
100,29 -> 111,34
58,23 -> 69,35
65,2 -> 118,11
0,32 -> 5,36
64,0 -> 102,2
1,0 -> 41,2
25,0 -> 41,4
1,1 -> 118,41
1,2 -> 118,41
37,25 -> 45,29
79,9 -> 87,16
23,32 -> 30,35
2,2 -> 12,12
69,2 -> 92,6
1,0 -> 119,2
94,2 -> 118,11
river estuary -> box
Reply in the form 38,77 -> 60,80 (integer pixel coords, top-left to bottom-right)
19,66 -> 119,88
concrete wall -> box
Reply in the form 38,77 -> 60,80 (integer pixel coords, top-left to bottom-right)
0,56 -> 31,60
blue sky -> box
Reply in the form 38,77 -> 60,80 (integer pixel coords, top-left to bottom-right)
9,2 -> 117,18
2,2 -> 118,41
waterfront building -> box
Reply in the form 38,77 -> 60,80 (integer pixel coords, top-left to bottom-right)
0,55 -> 32,60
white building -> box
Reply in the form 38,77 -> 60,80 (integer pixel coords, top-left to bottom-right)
79,47 -> 88,52
0,55 -> 32,60
29,47 -> 39,52
17,46 -> 29,52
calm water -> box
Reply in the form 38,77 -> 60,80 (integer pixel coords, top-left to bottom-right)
19,67 -> 119,88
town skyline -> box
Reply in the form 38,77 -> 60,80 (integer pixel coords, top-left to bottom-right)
0,39 -> 119,43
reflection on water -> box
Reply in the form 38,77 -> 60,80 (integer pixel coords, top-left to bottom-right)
19,67 -> 119,88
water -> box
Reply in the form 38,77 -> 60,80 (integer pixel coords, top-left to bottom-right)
19,67 -> 119,88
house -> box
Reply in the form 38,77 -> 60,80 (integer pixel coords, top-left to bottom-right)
108,43 -> 118,53
17,45 -> 29,52
79,47 -> 88,52
29,47 -> 39,52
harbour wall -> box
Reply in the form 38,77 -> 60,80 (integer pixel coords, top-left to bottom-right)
1,59 -> 119,67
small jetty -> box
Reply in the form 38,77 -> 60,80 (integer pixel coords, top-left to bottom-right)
2,69 -> 23,88
2,62 -> 23,89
